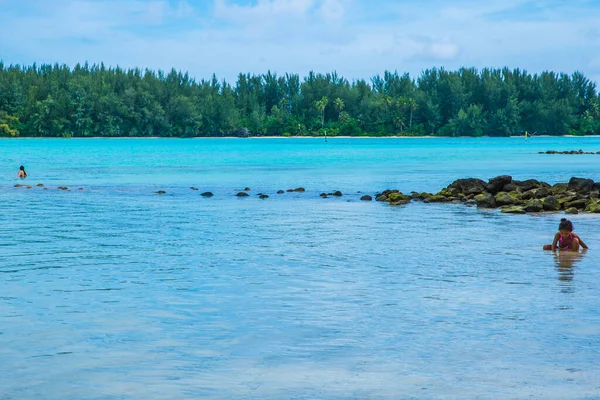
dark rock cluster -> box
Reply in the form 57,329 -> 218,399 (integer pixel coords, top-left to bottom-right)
540,150 -> 600,155
412,176 -> 600,214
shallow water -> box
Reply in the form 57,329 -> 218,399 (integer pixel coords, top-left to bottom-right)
1,137 -> 600,399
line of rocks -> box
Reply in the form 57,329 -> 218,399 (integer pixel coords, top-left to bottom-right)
375,176 -> 600,214
539,150 -> 600,155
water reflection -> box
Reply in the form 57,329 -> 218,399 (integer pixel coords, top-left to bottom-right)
553,249 -> 587,294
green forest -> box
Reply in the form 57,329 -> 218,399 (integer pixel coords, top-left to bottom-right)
1,62 -> 599,138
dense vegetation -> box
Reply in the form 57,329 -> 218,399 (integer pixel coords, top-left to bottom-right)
1,62 -> 599,138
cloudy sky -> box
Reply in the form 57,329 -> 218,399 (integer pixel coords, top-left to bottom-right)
1,0 -> 599,84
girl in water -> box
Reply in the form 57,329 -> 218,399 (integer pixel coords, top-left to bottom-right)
17,165 -> 27,179
543,218 -> 588,252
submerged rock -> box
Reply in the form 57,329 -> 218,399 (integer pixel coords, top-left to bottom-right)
236,192 -> 249,197
155,190 -> 166,194
277,190 -> 285,194
201,192 -> 213,197
360,195 -> 373,201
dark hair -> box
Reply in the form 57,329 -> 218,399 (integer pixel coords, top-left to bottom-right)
559,218 -> 573,231
19,165 -> 25,171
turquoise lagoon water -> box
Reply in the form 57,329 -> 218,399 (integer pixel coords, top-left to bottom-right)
1,137 -> 600,399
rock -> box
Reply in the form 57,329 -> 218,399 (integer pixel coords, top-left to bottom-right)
486,175 -> 512,194
190,187 -> 199,190
375,194 -> 387,202
58,186 -> 69,191
43,188 -> 48,191
585,202 -> 600,213
568,177 -> 594,193
332,191 -> 342,196
259,194 -> 269,199
513,179 -> 541,192
495,192 -> 517,206
320,193 -> 328,197
500,206 -> 526,214
502,182 -> 519,192
424,195 -> 449,203
36,183 -> 44,187
360,195 -> 372,201
201,192 -> 213,197
465,199 -> 477,206
286,189 -> 294,192
551,183 -> 569,195
156,190 -> 166,194
244,187 -> 251,191
293,187 -> 305,192
564,199 -> 588,210
277,190 -> 285,194
565,207 -> 579,215
447,178 -> 487,195
475,193 -> 496,208
14,184 -> 25,188
236,192 -> 249,197
542,196 -> 561,211
522,187 -> 549,200
387,192 -> 410,204
78,188 -> 84,191
523,199 -> 543,212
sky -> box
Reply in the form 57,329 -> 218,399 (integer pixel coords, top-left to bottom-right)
0,0 -> 599,84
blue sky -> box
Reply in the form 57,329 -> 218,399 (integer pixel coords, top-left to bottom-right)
1,0 -> 599,84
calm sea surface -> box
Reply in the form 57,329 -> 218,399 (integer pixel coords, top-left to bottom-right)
1,137 -> 600,399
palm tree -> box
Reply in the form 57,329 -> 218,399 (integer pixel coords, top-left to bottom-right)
407,97 -> 418,129
334,97 -> 345,121
315,96 -> 328,129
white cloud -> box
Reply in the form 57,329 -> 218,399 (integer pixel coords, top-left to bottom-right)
0,0 -> 598,85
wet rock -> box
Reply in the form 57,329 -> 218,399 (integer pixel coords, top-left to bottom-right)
155,190 -> 166,194
564,207 -> 579,215
475,193 -> 496,208
568,177 -> 594,193
375,194 -> 387,201
564,199 -> 588,210
360,195 -> 373,201
190,187 -> 199,190
500,205 -> 526,214
277,190 -> 285,194
523,199 -> 543,212
78,188 -> 84,191
513,179 -> 542,192
551,183 -> 569,195
447,178 -> 487,196
495,192 -> 517,206
58,186 -> 69,191
465,199 -> 477,206
293,187 -> 305,192
36,183 -> 44,187
14,184 -> 26,187
201,192 -> 213,197
244,187 -> 251,191
486,175 -> 512,194
259,194 -> 269,199
236,192 -> 249,197
388,192 -> 410,205
542,196 -> 561,211
424,195 -> 449,203
286,189 -> 294,192
585,201 -> 600,213
332,191 -> 342,197
320,193 -> 328,197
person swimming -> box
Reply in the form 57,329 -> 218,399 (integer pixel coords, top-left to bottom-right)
543,218 -> 588,252
17,165 -> 27,179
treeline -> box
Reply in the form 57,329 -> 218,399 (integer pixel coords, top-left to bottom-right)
1,62 -> 599,137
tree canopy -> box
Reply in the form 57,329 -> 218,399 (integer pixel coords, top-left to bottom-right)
0,62 -> 598,137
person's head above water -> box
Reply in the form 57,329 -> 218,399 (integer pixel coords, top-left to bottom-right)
559,218 -> 573,232
19,165 -> 25,172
